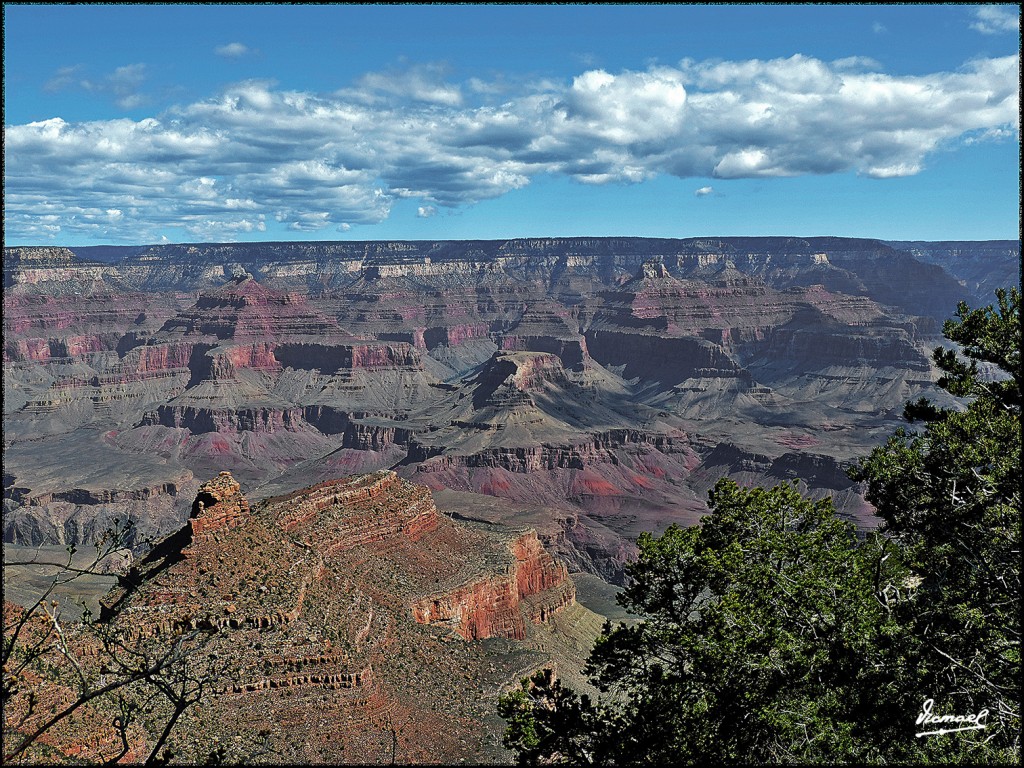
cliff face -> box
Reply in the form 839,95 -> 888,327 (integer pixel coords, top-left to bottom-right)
2,469 -> 199,550
40,236 -> 977,311
341,421 -> 412,450
157,275 -> 347,341
412,428 -> 692,474
142,404 -> 307,433
585,330 -> 745,383
2,247 -> 116,291
411,530 -> 575,640
885,239 -> 1020,301
2,291 -> 172,364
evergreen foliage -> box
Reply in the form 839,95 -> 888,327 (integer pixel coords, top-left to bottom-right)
852,287 -> 1020,759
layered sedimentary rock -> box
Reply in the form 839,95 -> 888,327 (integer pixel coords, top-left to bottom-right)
3,292 -> 147,363
2,469 -> 199,549
187,470 -> 251,545
412,530 -> 575,640
5,236 -> 997,579
2,247 -> 116,291
498,299 -> 589,369
884,239 -> 1020,307
266,471 -> 438,551
6,236 -> 1003,761
142,403 -> 303,433
158,275 -> 342,341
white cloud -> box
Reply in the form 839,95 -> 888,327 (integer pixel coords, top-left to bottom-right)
963,126 -> 1016,145
284,212 -> 331,231
44,65 -> 83,93
181,215 -> 266,238
45,63 -> 148,110
971,6 -> 1019,35
417,205 -> 438,218
832,56 -> 882,72
694,186 -> 713,197
5,53 -> 1019,242
215,42 -> 251,58
354,63 -> 463,106
558,68 -> 687,145
865,161 -> 923,179
714,149 -> 776,178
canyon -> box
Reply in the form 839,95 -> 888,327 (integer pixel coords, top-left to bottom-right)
4,236 -> 1017,583
3,235 -> 1017,762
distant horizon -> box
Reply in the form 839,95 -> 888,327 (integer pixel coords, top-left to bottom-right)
5,5 -> 1020,245
12,233 -> 1020,251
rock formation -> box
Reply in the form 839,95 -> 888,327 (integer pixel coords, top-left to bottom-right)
6,234 -> 1011,760
412,530 -> 575,640
187,470 -> 251,545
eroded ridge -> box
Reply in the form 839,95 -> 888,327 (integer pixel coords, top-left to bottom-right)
412,530 -> 576,640
99,471 -> 381,698
264,470 -> 439,551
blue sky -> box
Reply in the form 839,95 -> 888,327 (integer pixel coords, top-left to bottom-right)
3,4 -> 1020,245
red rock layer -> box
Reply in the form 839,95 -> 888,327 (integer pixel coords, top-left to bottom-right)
158,276 -> 345,341
187,471 -> 250,545
2,291 -> 159,363
266,470 -> 439,551
411,530 -> 575,641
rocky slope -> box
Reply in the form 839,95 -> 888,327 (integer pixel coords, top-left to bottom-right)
885,239 -> 1020,301
4,471 -> 587,764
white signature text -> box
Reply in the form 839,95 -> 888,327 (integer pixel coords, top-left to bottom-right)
915,698 -> 989,737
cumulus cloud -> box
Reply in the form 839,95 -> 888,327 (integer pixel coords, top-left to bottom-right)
5,53 -> 1019,241
694,186 -> 713,197
558,68 -> 687,145
215,42 -> 251,58
971,6 -> 1019,35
